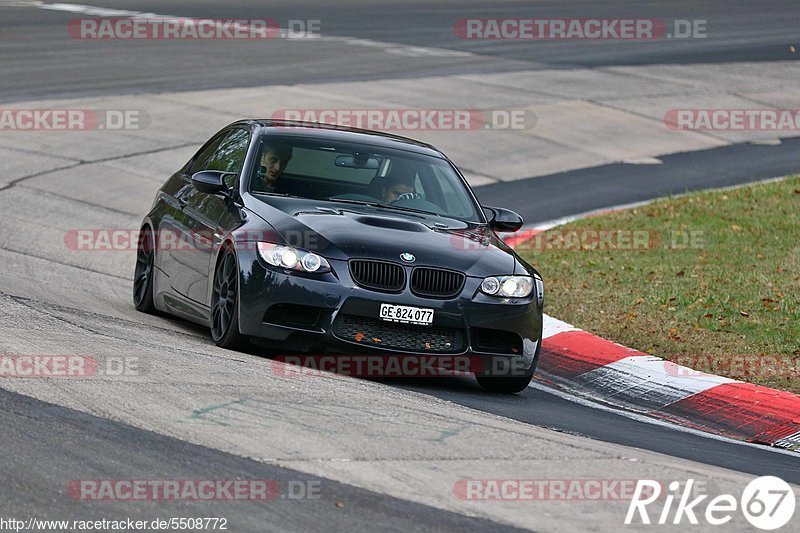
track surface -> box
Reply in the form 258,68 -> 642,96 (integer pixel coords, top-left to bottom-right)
1,0 -> 798,102
0,388 -> 523,532
474,136 -> 800,224
1,1 -> 800,531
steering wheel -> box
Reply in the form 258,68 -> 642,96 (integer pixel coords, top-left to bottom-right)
392,191 -> 422,202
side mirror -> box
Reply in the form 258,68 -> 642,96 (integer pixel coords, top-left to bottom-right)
485,206 -> 524,232
191,170 -> 234,195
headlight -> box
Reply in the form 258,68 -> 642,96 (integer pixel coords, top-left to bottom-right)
256,242 -> 330,273
480,275 -> 533,298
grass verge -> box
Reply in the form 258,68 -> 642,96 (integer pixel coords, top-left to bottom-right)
518,176 -> 800,393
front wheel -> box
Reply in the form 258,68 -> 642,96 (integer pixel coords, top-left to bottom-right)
475,373 -> 534,394
476,333 -> 541,393
210,248 -> 248,350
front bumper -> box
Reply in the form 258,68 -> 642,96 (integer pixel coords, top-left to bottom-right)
236,249 -> 543,373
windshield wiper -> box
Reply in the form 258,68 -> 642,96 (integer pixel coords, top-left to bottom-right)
254,192 -> 305,199
324,197 -> 440,218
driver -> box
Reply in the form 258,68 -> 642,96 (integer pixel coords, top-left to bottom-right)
381,167 -> 416,203
256,143 -> 293,192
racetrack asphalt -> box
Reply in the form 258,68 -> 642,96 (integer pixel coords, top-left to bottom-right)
474,136 -> 800,224
1,1 -> 799,531
1,0 -> 797,102
0,387 -> 526,532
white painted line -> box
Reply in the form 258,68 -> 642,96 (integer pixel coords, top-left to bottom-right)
529,380 -> 800,458
40,2 -> 140,15
319,35 -> 472,58
521,199 -> 659,233
31,2 -> 473,56
622,157 -> 662,165
0,0 -> 46,7
774,431 -> 800,451
542,314 -> 579,339
519,174 -> 793,235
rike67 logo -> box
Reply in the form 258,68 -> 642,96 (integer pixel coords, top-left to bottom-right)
626,476 -> 796,530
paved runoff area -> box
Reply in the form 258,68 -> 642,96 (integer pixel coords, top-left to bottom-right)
2,60 -> 799,192
1,1 -> 800,531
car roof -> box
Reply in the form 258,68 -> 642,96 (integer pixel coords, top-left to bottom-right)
233,119 -> 446,159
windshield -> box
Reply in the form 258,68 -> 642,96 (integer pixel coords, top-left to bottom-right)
248,133 -> 483,222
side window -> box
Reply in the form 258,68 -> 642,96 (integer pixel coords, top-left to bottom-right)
431,166 -> 471,218
188,134 -> 225,175
206,129 -> 250,180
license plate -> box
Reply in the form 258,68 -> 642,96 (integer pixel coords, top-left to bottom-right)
379,304 -> 434,325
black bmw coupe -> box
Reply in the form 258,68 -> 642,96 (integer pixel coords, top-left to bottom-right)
134,120 -> 544,392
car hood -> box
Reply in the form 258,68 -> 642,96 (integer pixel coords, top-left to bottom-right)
246,197 -> 518,277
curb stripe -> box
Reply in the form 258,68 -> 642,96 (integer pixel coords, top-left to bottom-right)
542,314 -> 578,339
501,228 -> 541,249
535,319 -> 800,450
659,383 -> 800,445
540,331 -> 643,380
775,431 -> 800,450
571,355 -> 735,412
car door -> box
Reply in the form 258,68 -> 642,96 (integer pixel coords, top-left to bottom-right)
171,128 -> 250,304
159,132 -> 226,290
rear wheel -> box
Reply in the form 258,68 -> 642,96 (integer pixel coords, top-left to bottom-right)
210,248 -> 248,349
133,226 -> 156,313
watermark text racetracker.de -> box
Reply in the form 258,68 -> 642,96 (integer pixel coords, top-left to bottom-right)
68,479 -> 321,501
65,227 -> 707,253
65,228 -> 335,253
453,228 -> 707,252
0,109 -> 150,131
454,479 -> 659,501
65,228 -> 294,252
271,108 -> 536,131
68,18 -> 321,40
665,109 -> 800,131
453,18 -> 707,40
0,354 -> 141,378
270,354 -> 534,378
664,354 -> 800,380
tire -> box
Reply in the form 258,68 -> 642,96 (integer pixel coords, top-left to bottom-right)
475,373 -> 534,394
475,331 -> 542,393
210,248 -> 248,350
133,226 -> 157,313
